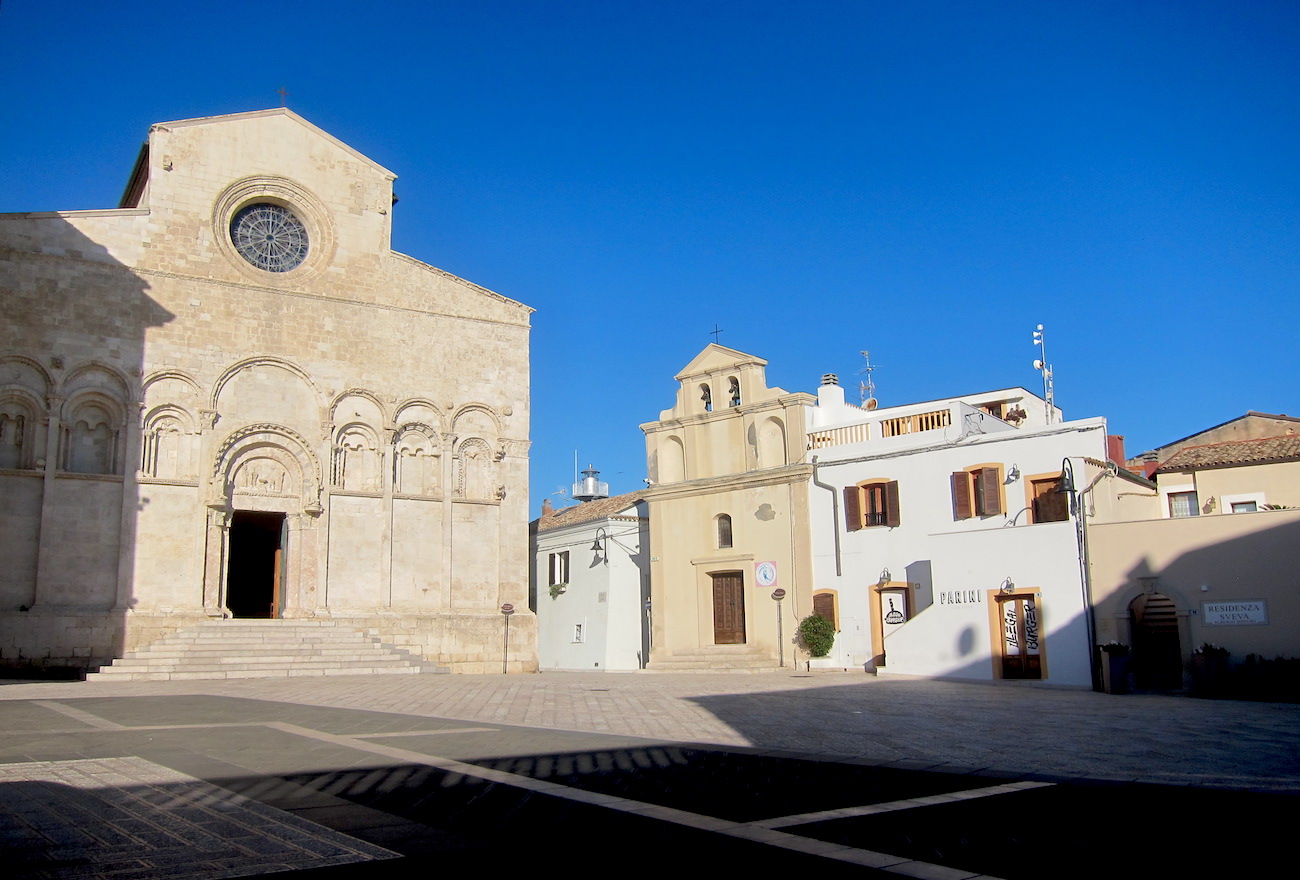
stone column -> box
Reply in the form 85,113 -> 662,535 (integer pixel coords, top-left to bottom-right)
201,506 -> 231,617
31,394 -> 64,607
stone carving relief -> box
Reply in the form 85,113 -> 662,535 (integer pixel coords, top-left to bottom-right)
232,456 -> 292,494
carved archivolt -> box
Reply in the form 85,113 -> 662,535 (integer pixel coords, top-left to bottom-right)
211,423 -> 322,513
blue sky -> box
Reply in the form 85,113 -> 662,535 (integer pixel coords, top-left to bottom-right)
3,1 -> 1297,510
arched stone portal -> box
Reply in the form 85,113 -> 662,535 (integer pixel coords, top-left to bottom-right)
204,426 -> 322,618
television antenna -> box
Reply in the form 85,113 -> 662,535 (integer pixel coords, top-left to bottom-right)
1031,324 -> 1055,423
857,350 -> 879,409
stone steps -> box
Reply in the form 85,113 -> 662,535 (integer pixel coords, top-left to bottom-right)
645,651 -> 781,673
86,621 -> 447,681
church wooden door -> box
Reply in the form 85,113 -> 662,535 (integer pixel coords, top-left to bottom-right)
711,572 -> 746,644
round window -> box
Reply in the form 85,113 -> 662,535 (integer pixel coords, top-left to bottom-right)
230,203 -> 309,272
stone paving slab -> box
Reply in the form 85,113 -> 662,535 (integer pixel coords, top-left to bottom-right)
4,670 -> 1293,789
0,756 -> 399,879
1,675 -> 1297,878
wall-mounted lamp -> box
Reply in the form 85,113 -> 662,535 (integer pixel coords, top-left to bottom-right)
590,528 -> 608,565
1006,464 -> 1020,482
878,568 -> 891,585
998,577 -> 1016,593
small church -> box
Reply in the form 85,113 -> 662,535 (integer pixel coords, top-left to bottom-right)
0,109 -> 536,674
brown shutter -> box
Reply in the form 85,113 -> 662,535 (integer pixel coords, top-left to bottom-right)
813,592 -> 836,624
980,467 -> 1003,515
952,472 -> 972,520
843,486 -> 862,531
884,480 -> 901,527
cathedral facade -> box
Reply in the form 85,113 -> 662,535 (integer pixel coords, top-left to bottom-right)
0,109 -> 535,673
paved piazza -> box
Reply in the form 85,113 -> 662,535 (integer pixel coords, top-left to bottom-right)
1,672 -> 1296,879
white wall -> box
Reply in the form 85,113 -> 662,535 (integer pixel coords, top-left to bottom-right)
808,414 -> 1108,687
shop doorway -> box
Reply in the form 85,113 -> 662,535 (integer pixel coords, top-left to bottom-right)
226,511 -> 286,619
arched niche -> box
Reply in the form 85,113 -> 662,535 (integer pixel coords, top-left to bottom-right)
394,422 -> 441,496
332,422 -> 383,492
212,357 -> 321,433
455,436 -> 497,501
757,416 -> 787,468
141,404 -> 198,480
661,435 -> 686,483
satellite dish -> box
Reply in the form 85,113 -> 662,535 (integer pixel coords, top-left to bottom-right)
865,397 -> 878,410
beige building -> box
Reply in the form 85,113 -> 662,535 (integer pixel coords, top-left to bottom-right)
0,109 -> 535,674
640,345 -> 815,670
1090,433 -> 1300,689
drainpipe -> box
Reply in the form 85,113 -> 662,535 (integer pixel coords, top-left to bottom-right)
810,455 -> 842,577
1069,456 -> 1117,691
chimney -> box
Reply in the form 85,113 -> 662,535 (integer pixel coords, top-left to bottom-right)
817,373 -> 845,408
541,498 -> 554,518
1106,435 -> 1126,467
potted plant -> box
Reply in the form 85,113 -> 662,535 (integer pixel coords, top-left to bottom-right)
1192,643 -> 1230,697
799,614 -> 835,667
548,583 -> 567,599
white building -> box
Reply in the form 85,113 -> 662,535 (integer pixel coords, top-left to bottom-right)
531,470 -> 649,671
805,376 -> 1114,688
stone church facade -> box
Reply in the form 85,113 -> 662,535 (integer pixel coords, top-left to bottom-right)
0,109 -> 535,673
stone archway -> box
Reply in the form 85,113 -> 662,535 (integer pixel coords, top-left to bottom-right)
203,427 -> 322,618
1130,592 -> 1183,690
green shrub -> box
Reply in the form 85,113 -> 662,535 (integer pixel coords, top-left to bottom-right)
799,614 -> 835,658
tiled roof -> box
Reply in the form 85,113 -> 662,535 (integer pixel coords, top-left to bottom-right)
1155,434 -> 1300,473
534,491 -> 645,532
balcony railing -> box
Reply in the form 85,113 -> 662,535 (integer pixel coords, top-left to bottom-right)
880,408 -> 951,437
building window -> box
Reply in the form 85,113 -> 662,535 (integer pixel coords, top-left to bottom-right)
717,514 -> 733,549
1231,500 -> 1258,513
812,591 -> 838,630
952,466 -> 1003,520
1029,475 -> 1069,523
1168,491 -> 1199,518
573,623 -> 584,643
844,480 -> 900,530
548,550 -> 570,586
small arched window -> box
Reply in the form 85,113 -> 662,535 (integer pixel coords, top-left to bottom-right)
728,377 -> 741,407
700,384 -> 713,413
717,513 -> 733,549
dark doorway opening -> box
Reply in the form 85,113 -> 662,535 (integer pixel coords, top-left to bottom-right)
227,511 -> 286,619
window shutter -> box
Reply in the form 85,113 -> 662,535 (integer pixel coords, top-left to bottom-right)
813,592 -> 836,625
843,486 -> 862,531
884,480 -> 901,527
980,468 -> 1003,515
951,472 -> 972,520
